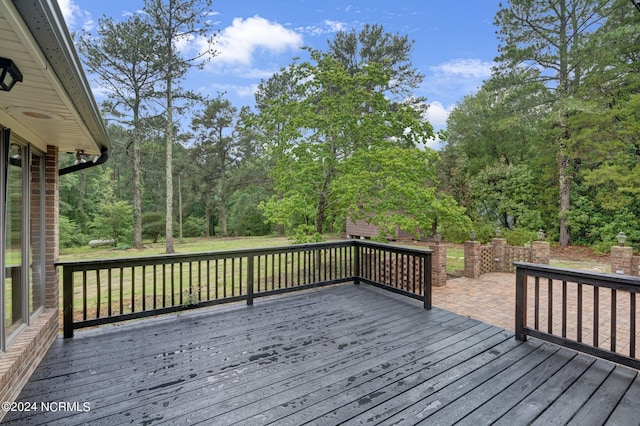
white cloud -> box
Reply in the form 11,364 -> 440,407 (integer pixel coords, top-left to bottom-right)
296,19 -> 348,37
430,58 -> 493,80
58,0 -> 94,31
200,82 -> 260,99
57,0 -> 79,26
421,58 -> 494,108
426,101 -> 454,128
214,15 -> 303,66
424,134 -> 443,150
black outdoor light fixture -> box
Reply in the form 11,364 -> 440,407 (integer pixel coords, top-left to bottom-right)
0,57 -> 23,92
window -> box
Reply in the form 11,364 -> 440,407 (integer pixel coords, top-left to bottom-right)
4,143 -> 24,338
0,128 -> 45,351
30,153 -> 45,317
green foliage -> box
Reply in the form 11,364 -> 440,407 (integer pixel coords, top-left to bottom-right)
336,145 -> 471,240
183,216 -> 205,238
90,201 -> 134,246
258,37 -> 437,237
142,212 -> 165,243
228,188 -> 272,236
503,228 -> 538,247
492,0 -> 614,246
291,224 -> 324,245
63,2 -> 640,255
59,215 -> 88,248
440,221 -> 495,244
470,162 -> 542,230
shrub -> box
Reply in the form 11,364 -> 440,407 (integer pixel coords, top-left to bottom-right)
142,212 -> 165,243
59,215 -> 89,248
291,224 -> 324,244
504,228 -> 538,246
183,216 -> 205,238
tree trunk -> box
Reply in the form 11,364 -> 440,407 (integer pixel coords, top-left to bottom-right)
315,199 -> 325,235
558,148 -> 571,246
178,174 -> 183,244
165,76 -> 175,254
133,122 -> 143,248
557,0 -> 571,247
219,200 -> 228,237
205,209 -> 211,238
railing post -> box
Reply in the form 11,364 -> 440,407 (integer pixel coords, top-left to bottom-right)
424,253 -> 432,310
247,255 -> 254,306
515,265 -> 527,341
63,265 -> 74,339
353,242 -> 360,284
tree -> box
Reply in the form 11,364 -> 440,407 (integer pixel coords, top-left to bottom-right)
335,146 -> 471,239
91,201 -> 134,246
444,76 -> 547,175
439,76 -> 552,230
258,46 -> 436,238
59,154 -> 114,244
470,162 -> 541,230
494,0 -> 612,245
189,95 -> 240,236
565,1 -> 640,247
143,0 -> 216,253
79,15 -> 163,248
327,23 -> 423,99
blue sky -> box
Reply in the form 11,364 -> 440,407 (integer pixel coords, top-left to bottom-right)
60,0 -> 501,142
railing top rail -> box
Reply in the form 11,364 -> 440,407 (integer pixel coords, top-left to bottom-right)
514,261 -> 640,292
56,239 -> 432,271
352,240 -> 433,256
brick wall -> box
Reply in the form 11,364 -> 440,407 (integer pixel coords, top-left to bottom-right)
465,240 -> 550,277
44,145 -> 59,309
611,246 -> 634,275
431,245 -> 446,287
0,146 -> 59,422
0,310 -> 58,421
464,241 -> 482,278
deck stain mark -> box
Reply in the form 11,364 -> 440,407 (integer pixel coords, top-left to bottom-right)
139,379 -> 185,393
358,391 -> 386,406
248,351 -> 278,361
141,415 -> 164,425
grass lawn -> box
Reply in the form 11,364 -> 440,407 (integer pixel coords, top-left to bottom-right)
445,246 -> 465,274
59,235 -> 297,262
58,235 -> 352,323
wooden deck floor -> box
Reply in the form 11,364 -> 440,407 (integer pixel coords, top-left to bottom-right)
4,284 -> 640,425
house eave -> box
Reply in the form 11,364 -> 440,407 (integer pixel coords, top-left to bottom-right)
5,0 -> 111,154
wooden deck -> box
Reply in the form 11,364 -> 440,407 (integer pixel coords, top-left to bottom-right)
3,284 -> 640,425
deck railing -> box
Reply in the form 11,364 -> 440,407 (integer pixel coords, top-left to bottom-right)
515,262 -> 640,370
58,240 -> 432,338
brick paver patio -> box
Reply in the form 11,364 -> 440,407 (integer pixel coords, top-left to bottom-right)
435,271 -> 638,359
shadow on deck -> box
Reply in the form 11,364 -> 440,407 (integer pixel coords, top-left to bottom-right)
4,284 -> 640,425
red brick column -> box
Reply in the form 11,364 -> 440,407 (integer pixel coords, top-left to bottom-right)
431,245 -> 446,287
531,241 -> 550,265
44,145 -> 59,309
492,238 -> 507,272
611,246 -> 633,275
464,241 -> 481,278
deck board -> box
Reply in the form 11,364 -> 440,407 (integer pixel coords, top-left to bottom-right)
3,283 -> 639,425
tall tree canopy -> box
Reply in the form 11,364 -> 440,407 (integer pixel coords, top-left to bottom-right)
494,0 -> 612,245
327,23 -> 423,99
189,95 -> 241,237
79,15 -> 163,248
258,27 -> 469,240
143,0 -> 216,253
